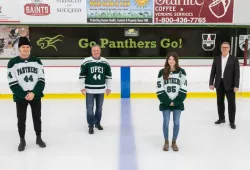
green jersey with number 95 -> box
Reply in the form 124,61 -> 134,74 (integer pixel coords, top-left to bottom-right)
79,56 -> 112,94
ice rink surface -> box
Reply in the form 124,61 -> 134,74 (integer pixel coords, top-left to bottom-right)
0,98 -> 250,170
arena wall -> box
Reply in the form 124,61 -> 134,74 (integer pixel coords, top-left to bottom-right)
0,59 -> 249,99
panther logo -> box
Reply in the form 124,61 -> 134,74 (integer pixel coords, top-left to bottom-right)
37,35 -> 64,51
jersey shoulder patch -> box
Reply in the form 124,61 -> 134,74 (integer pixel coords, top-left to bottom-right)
179,68 -> 186,76
158,68 -> 164,77
32,56 -> 43,65
100,57 -> 110,66
7,57 -> 19,68
82,57 -> 93,64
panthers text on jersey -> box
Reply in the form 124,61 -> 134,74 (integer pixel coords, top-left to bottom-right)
156,68 -> 187,111
7,56 -> 45,101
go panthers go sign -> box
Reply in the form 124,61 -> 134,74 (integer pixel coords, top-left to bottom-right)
154,0 -> 234,24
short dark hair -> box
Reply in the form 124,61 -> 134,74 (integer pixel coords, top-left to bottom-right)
221,42 -> 230,47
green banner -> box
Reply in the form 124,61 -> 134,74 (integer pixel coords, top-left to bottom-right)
28,27 -> 246,58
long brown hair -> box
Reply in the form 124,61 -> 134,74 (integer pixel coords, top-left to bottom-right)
163,52 -> 180,80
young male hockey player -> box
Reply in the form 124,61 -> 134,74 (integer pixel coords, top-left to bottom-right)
7,37 -> 46,151
79,44 -> 112,134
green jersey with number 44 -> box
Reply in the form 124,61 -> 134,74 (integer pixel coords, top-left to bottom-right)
7,56 -> 45,102
156,68 -> 187,111
79,56 -> 112,94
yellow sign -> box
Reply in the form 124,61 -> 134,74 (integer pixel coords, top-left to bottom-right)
79,38 -> 183,49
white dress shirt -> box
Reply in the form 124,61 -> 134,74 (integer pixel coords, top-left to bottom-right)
221,54 -> 229,78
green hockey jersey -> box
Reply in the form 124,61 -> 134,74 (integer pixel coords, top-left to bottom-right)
7,56 -> 45,102
79,56 -> 112,94
156,68 -> 187,111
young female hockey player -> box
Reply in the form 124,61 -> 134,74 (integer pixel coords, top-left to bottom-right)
156,52 -> 187,152
7,37 -> 46,151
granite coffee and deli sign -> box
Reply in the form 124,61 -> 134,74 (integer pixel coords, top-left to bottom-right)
154,0 -> 234,24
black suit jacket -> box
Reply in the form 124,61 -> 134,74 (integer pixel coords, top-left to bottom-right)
209,55 -> 240,91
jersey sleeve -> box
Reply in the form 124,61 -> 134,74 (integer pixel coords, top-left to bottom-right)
173,69 -> 187,106
156,69 -> 172,106
79,59 -> 87,89
32,59 -> 45,96
7,60 -> 27,99
105,61 -> 112,89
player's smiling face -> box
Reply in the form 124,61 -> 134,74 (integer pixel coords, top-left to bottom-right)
91,46 -> 101,59
168,56 -> 176,68
19,45 -> 31,58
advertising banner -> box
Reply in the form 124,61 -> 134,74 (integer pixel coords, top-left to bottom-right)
154,0 -> 234,24
0,25 -> 29,58
19,0 -> 87,24
86,0 -> 153,23
28,27 -> 245,58
0,0 -> 20,23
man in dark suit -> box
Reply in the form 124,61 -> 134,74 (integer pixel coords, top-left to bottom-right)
209,42 -> 240,129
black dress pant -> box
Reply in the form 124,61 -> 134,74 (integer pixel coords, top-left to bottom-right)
216,79 -> 236,123
16,99 -> 42,138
